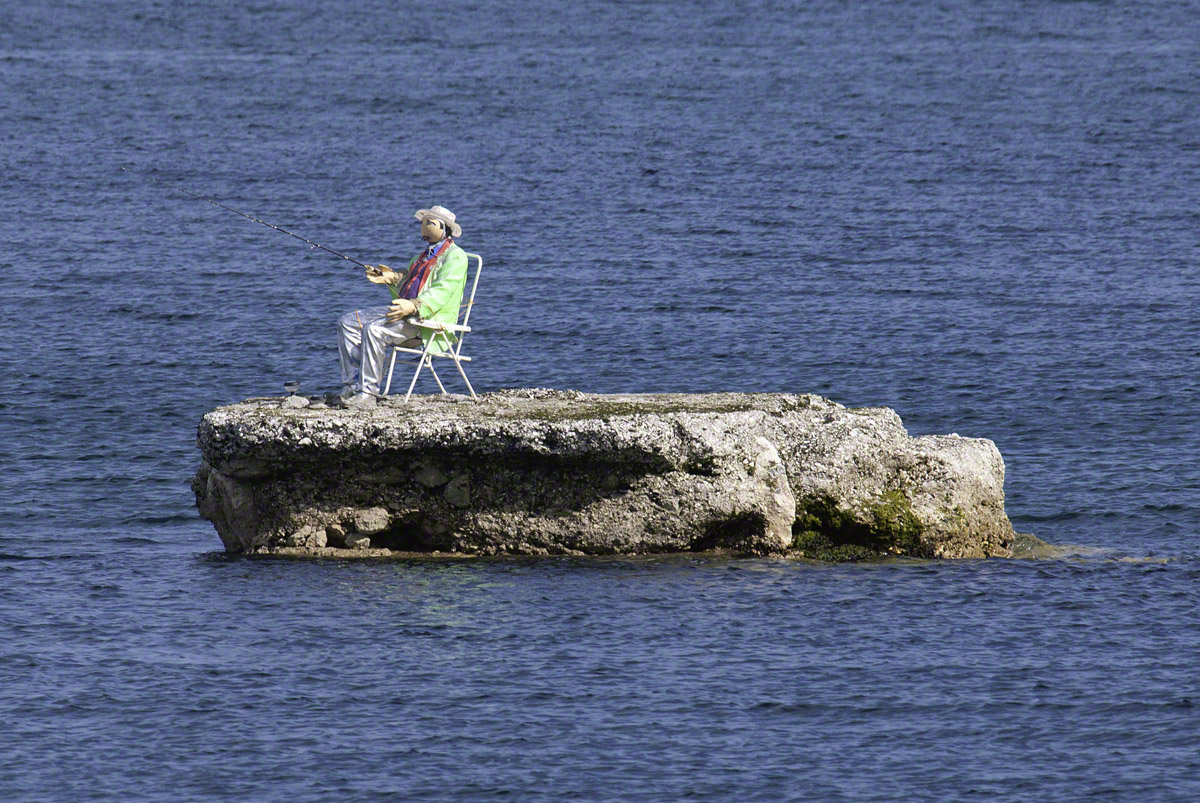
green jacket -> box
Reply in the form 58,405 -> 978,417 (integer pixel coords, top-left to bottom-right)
388,242 -> 468,354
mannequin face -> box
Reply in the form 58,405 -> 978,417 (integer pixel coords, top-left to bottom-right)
421,217 -> 447,244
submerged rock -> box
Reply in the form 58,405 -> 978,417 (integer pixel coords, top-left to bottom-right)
192,389 -> 1017,560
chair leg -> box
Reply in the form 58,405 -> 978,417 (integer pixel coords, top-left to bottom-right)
404,352 -> 427,402
383,349 -> 397,396
453,356 -> 477,400
428,359 -> 447,394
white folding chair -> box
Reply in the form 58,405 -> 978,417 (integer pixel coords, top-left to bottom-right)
383,252 -> 482,402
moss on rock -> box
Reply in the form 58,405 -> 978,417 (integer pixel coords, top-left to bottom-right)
791,490 -> 932,561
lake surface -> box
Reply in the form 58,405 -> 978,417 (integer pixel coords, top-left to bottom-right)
2,0 -> 1199,799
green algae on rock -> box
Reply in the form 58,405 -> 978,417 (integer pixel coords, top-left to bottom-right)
791,491 -> 929,561
193,389 -> 1018,560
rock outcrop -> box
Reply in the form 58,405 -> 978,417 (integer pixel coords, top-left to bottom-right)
193,390 -> 1017,560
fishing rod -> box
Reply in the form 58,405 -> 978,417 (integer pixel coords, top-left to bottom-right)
122,167 -> 369,269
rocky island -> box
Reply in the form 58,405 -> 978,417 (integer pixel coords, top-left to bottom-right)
193,389 -> 1021,561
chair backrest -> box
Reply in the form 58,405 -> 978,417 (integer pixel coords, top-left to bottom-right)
460,252 -> 483,330
448,252 -> 482,358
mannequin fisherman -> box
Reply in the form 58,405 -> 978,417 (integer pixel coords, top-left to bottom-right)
337,205 -> 468,407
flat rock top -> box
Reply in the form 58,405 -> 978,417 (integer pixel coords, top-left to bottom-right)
199,389 -> 915,474
218,389 -> 855,421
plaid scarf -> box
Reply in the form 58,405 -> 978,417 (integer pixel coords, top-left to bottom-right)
397,238 -> 453,300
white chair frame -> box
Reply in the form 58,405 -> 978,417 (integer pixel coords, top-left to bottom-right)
383,252 -> 482,402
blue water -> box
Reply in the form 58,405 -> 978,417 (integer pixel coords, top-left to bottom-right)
2,0 -> 1199,798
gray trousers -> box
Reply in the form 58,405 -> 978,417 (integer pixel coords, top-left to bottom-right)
338,305 -> 421,395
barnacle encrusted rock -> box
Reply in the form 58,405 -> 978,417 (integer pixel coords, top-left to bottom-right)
192,389 -> 1017,560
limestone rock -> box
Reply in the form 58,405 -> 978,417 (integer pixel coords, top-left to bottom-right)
444,475 -> 470,509
414,465 -> 449,488
285,526 -> 315,547
352,507 -> 391,535
192,390 -> 1018,559
325,523 -> 347,544
343,533 -> 372,550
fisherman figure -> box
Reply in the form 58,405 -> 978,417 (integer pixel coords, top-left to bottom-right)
337,205 -> 468,407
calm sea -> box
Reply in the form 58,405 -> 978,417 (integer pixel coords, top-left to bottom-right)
2,0 -> 1199,799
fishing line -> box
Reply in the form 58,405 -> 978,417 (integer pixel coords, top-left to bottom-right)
121,167 -> 369,268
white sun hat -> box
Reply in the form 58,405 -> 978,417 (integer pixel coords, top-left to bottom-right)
414,205 -> 461,238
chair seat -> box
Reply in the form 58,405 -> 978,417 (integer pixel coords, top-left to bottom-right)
402,316 -> 471,334
390,347 -> 472,362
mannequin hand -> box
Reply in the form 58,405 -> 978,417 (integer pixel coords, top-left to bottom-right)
386,298 -> 417,322
366,264 -> 399,284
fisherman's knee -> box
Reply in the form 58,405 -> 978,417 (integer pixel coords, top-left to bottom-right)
364,320 -> 392,344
